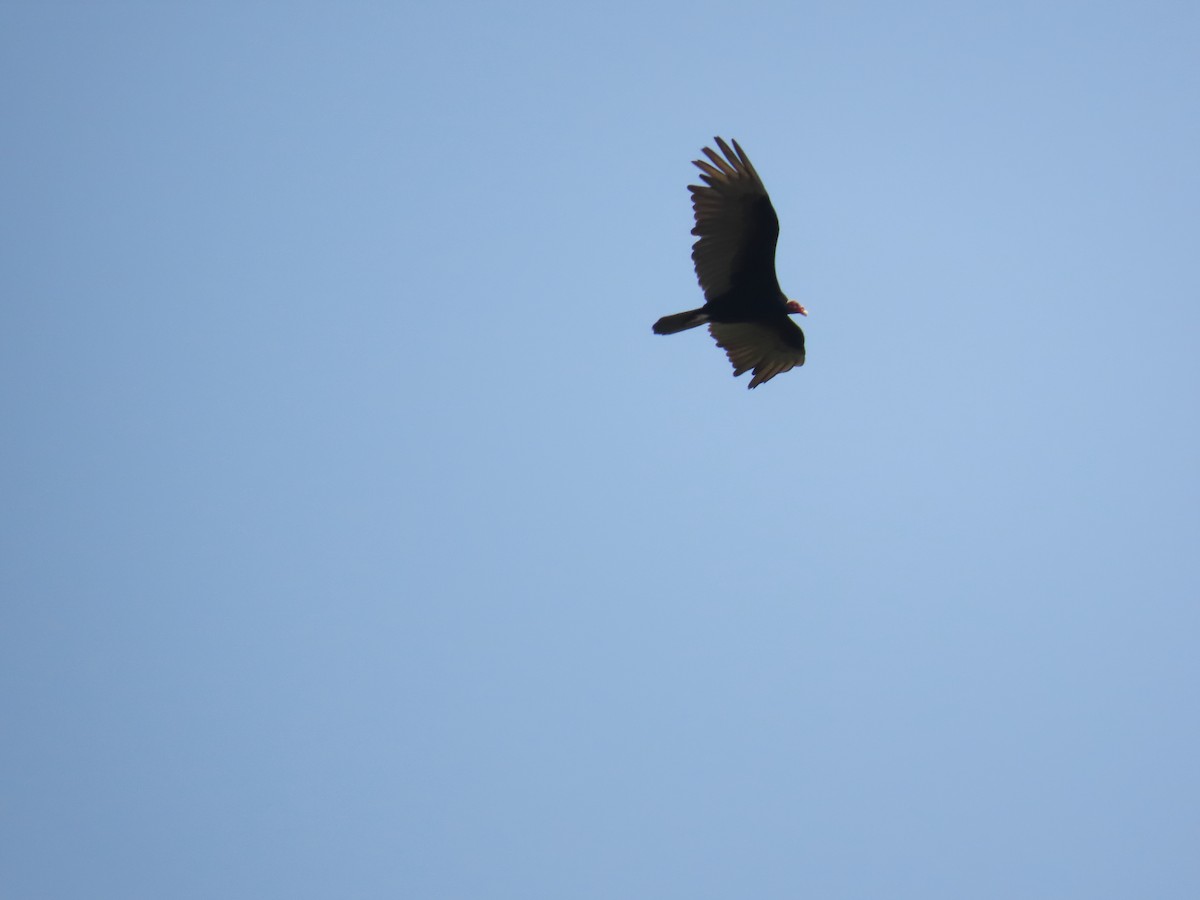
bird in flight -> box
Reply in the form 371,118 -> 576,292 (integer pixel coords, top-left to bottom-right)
653,137 -> 807,389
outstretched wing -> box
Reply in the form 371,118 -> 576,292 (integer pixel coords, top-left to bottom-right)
708,319 -> 805,389
689,138 -> 781,301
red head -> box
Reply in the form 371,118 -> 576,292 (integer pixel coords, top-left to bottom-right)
785,299 -> 808,317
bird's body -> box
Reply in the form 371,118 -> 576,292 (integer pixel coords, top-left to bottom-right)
653,137 -> 807,389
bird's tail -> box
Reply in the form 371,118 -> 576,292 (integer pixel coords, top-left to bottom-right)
653,308 -> 708,335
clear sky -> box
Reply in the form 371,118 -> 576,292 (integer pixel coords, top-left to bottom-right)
3,2 -> 1199,898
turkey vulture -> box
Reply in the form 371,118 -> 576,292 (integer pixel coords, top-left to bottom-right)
653,137 -> 807,388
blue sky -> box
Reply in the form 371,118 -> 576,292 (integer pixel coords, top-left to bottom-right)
2,2 -> 1199,897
